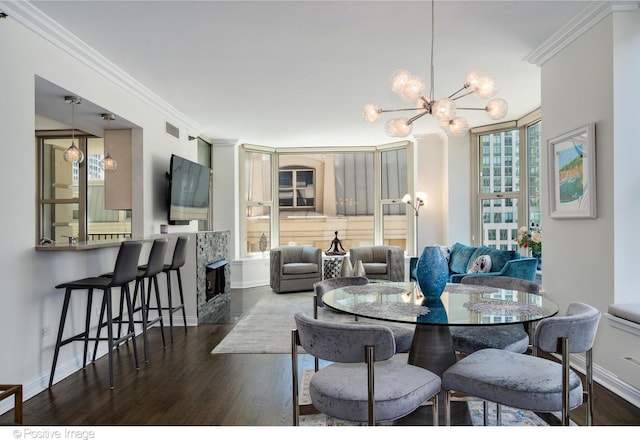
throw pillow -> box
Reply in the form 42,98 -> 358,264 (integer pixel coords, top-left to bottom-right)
436,244 -> 452,263
467,255 -> 492,273
449,242 -> 477,274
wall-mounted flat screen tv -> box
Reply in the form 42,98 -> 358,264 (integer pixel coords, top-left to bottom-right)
168,154 -> 211,225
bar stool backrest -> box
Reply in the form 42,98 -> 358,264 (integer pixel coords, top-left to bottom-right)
169,236 -> 189,270
110,241 -> 143,286
143,238 -> 169,277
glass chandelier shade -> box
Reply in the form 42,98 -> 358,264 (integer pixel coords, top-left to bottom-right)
101,154 -> 118,172
63,141 -> 84,163
362,1 -> 508,138
63,96 -> 84,163
100,113 -> 118,172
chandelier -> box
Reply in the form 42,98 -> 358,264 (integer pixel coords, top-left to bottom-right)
362,1 -> 508,137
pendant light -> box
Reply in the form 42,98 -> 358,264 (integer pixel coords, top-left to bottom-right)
100,113 -> 118,172
63,96 -> 84,163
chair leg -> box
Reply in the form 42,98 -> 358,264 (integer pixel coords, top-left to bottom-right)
431,394 -> 439,426
49,289 -> 72,388
561,337 -> 570,426
496,404 -> 502,426
586,348 -> 594,426
444,390 -> 451,426
291,330 -> 300,426
483,401 -> 489,426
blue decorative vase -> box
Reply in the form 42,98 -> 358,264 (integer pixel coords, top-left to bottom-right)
415,246 -> 449,298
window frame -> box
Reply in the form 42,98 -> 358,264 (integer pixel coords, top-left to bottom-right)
470,109 -> 541,248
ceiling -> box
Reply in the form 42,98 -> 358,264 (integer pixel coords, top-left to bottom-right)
24,0 -> 596,146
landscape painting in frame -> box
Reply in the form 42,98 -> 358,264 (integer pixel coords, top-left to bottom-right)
548,123 -> 596,218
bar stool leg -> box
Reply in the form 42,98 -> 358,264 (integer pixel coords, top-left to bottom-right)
165,271 -> 175,343
151,274 -> 167,348
106,287 -> 115,389
122,284 -> 140,371
176,268 -> 187,334
49,289 -> 71,388
82,289 -> 94,368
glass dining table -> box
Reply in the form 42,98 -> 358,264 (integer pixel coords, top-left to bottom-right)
321,280 -> 560,424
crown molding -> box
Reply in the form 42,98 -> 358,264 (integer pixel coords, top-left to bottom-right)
0,0 -> 205,136
525,1 -> 640,66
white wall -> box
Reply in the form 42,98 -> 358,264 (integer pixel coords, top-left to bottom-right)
541,10 -> 640,405
0,16 -> 203,406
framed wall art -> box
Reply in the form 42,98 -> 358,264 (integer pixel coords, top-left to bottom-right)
548,123 -> 596,219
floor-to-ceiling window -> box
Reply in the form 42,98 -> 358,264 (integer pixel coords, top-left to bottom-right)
470,110 -> 541,251
239,142 -> 412,257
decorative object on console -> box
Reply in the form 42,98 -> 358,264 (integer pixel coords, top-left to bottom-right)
325,231 -> 347,255
63,95 -> 84,163
259,233 -> 267,256
517,223 -> 542,270
100,113 -> 118,172
339,256 -> 353,277
415,246 -> 449,298
361,0 -> 508,137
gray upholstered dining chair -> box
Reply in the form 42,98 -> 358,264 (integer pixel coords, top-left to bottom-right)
291,311 -> 441,426
313,277 -> 414,355
443,302 -> 601,426
452,275 -> 541,355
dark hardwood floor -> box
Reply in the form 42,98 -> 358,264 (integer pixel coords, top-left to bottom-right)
2,286 -> 639,427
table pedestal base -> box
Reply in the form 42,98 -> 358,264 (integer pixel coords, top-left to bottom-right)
408,325 -> 470,426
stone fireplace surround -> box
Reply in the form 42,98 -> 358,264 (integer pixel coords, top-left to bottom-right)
196,231 -> 231,323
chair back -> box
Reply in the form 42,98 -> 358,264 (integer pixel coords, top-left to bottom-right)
535,302 -> 601,354
461,275 -> 540,295
294,312 -> 395,363
313,276 -> 368,308
110,241 -> 143,286
142,238 -> 169,277
169,236 -> 190,270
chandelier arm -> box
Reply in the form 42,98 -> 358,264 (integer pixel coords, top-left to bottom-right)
456,107 -> 488,111
408,111 -> 429,124
450,89 -> 474,101
380,107 -> 425,113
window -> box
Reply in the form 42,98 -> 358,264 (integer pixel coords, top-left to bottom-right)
279,168 -> 315,209
239,142 -> 411,258
471,110 -> 542,251
38,132 -> 131,243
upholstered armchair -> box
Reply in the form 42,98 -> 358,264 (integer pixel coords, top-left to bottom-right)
270,245 -> 322,293
348,245 -> 405,281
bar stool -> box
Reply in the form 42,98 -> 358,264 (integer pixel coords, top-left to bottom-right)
159,236 -> 189,342
98,238 -> 169,362
49,240 -> 143,389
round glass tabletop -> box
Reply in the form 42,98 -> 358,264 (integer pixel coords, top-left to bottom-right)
321,281 -> 559,326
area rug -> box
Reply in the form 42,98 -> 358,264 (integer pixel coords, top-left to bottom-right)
211,291 -> 364,354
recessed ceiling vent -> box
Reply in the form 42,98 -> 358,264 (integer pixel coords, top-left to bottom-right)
165,121 -> 180,139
